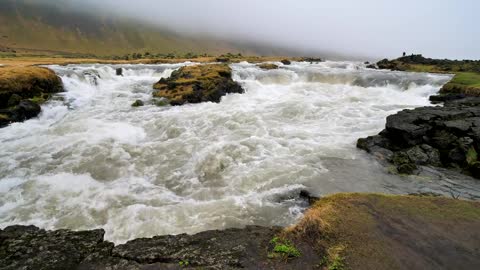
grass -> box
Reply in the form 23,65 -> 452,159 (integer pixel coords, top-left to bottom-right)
440,72 -> 480,95
286,193 -> 480,270
268,236 -> 301,259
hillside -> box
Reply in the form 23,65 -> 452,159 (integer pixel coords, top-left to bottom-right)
0,0 -> 265,57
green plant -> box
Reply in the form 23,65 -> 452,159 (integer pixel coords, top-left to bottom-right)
268,236 -> 301,259
466,146 -> 478,165
178,260 -> 190,267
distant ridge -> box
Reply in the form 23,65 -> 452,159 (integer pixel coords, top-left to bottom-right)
0,0 -> 280,57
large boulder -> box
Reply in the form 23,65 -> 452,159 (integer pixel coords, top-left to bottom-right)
153,64 -> 245,105
357,97 -> 480,178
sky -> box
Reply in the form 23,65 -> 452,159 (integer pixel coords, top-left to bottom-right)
44,0 -> 480,59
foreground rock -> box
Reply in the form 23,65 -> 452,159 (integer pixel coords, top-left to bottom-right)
357,97 -> 480,178
153,64 -> 244,106
0,66 -> 63,127
1,193 -> 479,270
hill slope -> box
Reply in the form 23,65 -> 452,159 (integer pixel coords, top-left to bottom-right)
0,0 -> 262,56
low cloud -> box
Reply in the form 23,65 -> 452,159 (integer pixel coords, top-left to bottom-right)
38,0 -> 480,59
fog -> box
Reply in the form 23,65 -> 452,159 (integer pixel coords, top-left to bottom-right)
39,0 -> 480,59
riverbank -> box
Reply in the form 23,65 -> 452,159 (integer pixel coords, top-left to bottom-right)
0,55 -> 301,67
375,55 -> 480,96
1,193 -> 478,270
0,66 -> 63,127
359,55 -> 480,179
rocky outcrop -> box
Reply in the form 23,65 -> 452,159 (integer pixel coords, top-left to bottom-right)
0,66 -> 63,127
258,63 -> 279,70
153,64 -> 244,106
357,97 -> 480,178
0,225 -> 283,270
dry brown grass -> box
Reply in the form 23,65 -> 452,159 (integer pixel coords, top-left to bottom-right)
0,66 -> 60,93
286,193 -> 480,270
0,66 -> 63,108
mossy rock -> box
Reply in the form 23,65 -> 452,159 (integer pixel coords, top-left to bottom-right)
0,66 -> 63,109
131,100 -> 144,107
153,64 -> 244,105
258,63 -> 279,70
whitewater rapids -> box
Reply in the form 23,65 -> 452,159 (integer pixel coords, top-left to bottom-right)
1,61 -> 479,243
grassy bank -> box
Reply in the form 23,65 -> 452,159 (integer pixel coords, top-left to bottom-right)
285,193 -> 480,270
376,55 -> 480,95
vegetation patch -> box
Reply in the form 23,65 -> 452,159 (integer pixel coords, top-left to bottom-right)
268,236 -> 301,259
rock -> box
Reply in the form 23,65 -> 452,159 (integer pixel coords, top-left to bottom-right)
258,63 -> 279,70
154,98 -> 170,107
116,67 -> 123,76
366,64 -> 377,69
0,225 -> 109,270
357,96 -> 480,178
8,100 -> 42,122
429,93 -> 466,104
0,225 -> 282,270
0,66 -> 63,109
153,64 -> 245,105
7,94 -> 21,107
397,163 -> 417,174
302,57 -> 323,63
131,100 -> 144,107
216,57 -> 230,63
406,146 -> 429,165
280,59 -> 291,65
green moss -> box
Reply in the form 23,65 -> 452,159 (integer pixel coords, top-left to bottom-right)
178,260 -> 190,267
467,147 -> 478,165
28,95 -> 47,105
268,237 -> 301,259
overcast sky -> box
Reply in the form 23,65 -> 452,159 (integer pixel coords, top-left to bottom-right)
49,0 -> 480,59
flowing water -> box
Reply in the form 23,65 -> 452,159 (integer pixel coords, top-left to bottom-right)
1,61 -> 479,243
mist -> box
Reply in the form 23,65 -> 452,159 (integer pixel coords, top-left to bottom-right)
24,0 -> 480,60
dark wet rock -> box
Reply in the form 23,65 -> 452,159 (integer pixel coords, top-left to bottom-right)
357,97 -> 480,178
366,64 -> 377,69
0,225 -> 286,270
6,94 -> 21,107
216,57 -> 230,63
258,63 -> 279,70
280,59 -> 291,65
131,100 -> 144,107
302,57 -> 323,63
429,93 -> 466,104
299,190 -> 319,205
116,68 -> 123,76
0,225 -> 109,270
